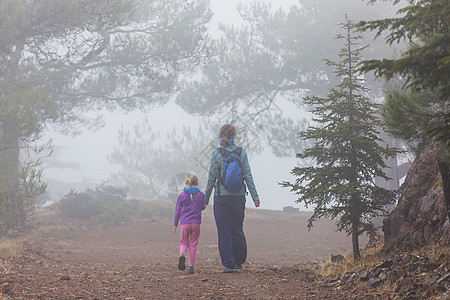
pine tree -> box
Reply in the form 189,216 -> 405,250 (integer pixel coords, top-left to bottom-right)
281,17 -> 398,259
359,0 -> 449,100
358,0 -> 450,216
358,0 -> 449,153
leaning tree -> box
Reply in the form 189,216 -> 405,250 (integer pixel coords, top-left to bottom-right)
0,0 -> 211,233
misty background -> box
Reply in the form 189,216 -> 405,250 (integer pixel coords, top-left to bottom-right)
40,0 -> 403,210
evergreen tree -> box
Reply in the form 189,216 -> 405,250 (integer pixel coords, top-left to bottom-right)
358,0 -> 450,219
379,88 -> 439,151
281,17 -> 398,259
358,0 -> 449,152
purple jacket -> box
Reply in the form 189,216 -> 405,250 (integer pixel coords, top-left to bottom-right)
174,190 -> 206,226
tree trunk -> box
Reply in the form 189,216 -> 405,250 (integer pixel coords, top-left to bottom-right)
0,116 -> 22,234
352,220 -> 361,260
0,39 -> 29,236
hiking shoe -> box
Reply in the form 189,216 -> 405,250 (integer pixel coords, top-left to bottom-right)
222,267 -> 235,273
178,254 -> 186,271
234,264 -> 242,270
187,265 -> 195,274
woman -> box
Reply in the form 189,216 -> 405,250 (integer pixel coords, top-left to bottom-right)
205,124 -> 260,273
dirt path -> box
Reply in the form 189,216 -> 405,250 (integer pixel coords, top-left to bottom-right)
2,205 -> 356,299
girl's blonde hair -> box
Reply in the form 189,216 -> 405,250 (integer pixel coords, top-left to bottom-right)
185,172 -> 199,202
185,172 -> 199,186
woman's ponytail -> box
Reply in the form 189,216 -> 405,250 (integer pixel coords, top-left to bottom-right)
221,137 -> 229,146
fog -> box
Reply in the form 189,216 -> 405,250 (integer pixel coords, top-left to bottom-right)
42,0 -> 301,210
4,1 -> 446,298
44,87 -> 303,211
3,2 -> 424,297
39,0 -> 402,210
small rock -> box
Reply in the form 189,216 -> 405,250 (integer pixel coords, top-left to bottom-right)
358,270 -> 369,281
388,266 -> 406,282
282,206 -> 299,212
376,259 -> 393,269
60,275 -> 71,280
368,277 -> 383,288
201,278 -> 208,282
331,254 -> 345,263
373,267 -> 382,277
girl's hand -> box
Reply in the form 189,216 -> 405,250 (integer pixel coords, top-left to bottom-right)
254,200 -> 260,208
173,226 -> 177,233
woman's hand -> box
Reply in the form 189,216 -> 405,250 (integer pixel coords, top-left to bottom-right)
254,200 -> 260,208
173,226 -> 177,233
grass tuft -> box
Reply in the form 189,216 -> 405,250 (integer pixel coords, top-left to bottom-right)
419,244 -> 449,261
0,239 -> 19,259
317,241 -> 387,278
0,239 -> 19,277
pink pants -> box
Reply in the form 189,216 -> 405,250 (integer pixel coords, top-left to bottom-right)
180,223 -> 201,266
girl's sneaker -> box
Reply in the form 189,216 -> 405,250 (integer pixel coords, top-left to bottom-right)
178,254 -> 186,271
187,265 -> 195,274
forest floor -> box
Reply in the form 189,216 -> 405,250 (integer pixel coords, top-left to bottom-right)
2,201 -> 371,299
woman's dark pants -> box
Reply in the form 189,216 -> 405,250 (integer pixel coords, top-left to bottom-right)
213,195 -> 247,269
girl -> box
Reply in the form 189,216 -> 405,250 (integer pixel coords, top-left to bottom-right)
173,172 -> 206,274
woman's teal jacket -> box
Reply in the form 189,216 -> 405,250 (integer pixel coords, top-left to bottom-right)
205,143 -> 260,204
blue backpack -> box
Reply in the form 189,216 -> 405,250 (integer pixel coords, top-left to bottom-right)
217,147 -> 244,193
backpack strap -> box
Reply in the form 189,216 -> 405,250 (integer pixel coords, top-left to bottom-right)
218,147 -> 242,157
216,147 -> 232,195
234,147 -> 246,194
233,147 -> 242,157
216,148 -> 224,195
217,147 -> 228,159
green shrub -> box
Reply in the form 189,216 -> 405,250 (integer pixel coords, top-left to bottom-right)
91,211 -> 113,224
59,184 -> 139,224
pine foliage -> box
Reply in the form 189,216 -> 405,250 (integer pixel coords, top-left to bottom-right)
358,0 -> 449,158
360,0 -> 449,99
